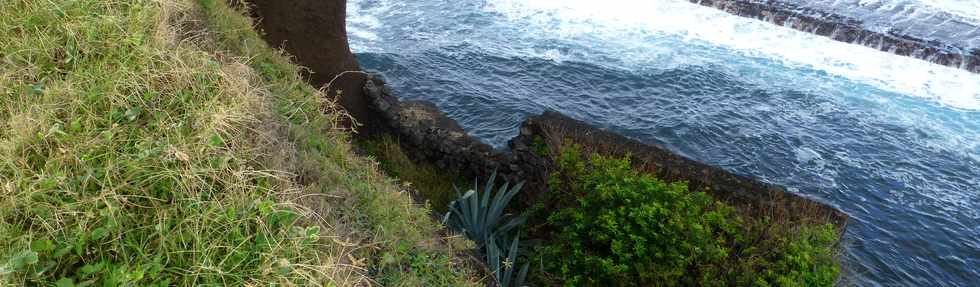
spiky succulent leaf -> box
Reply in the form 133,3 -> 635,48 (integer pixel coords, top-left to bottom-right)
487,181 -> 524,232
516,262 -> 529,287
503,234 -> 521,286
496,216 -> 527,236
487,237 -> 501,283
443,172 -> 529,287
482,171 -> 497,209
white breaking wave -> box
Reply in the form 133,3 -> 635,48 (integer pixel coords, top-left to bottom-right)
347,0 -> 397,52
785,0 -> 980,51
915,0 -> 980,23
487,0 -> 980,110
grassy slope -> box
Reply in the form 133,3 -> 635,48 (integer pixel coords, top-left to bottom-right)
0,0 -> 478,285
356,136 -> 467,214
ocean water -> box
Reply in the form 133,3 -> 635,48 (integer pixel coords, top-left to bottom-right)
346,0 -> 980,285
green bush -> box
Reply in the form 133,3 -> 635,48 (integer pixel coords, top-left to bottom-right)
541,147 -> 738,286
760,224 -> 840,287
535,145 -> 839,286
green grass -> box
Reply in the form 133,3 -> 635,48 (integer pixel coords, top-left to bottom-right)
357,136 -> 466,213
0,0 -> 479,285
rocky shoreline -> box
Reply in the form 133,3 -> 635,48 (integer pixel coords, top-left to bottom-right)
690,0 -> 980,73
362,75 -> 848,229
244,0 -> 847,235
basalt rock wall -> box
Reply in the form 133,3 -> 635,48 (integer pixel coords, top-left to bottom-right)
691,0 -> 980,73
364,76 -> 848,228
362,77 -> 543,187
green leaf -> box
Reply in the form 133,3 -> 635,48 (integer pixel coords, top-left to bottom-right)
28,81 -> 45,95
125,107 -> 141,122
75,279 -> 96,287
55,277 -> 75,287
8,250 -> 39,270
128,269 -> 144,281
381,252 -> 396,265
31,239 -> 55,253
303,226 -> 320,245
53,245 -> 72,258
69,119 -> 83,132
257,199 -> 273,216
208,134 -> 223,147
90,227 -> 109,240
80,262 -> 104,275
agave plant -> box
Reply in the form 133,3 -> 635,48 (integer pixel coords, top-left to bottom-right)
487,233 -> 530,287
442,172 -> 526,250
443,172 -> 529,287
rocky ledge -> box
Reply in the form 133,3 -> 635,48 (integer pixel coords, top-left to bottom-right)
691,0 -> 980,73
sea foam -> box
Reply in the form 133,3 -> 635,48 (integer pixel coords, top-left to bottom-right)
487,0 -> 980,110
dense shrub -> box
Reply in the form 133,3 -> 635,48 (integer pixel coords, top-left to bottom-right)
535,145 -> 839,286
540,147 -> 739,286
759,224 -> 840,287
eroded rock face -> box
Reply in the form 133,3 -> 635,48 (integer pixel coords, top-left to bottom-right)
245,0 -> 383,132
242,0 -> 848,228
690,0 -> 980,73
246,0 -> 359,82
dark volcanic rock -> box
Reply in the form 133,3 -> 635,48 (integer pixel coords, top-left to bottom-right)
245,0 -> 384,134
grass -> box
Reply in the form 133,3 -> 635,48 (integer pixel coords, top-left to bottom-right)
0,0 -> 479,285
356,136 -> 466,214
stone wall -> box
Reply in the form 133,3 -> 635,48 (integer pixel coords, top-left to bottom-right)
362,76 -> 542,185
363,75 -> 848,229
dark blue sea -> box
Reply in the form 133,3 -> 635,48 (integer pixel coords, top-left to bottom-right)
347,0 -> 980,285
